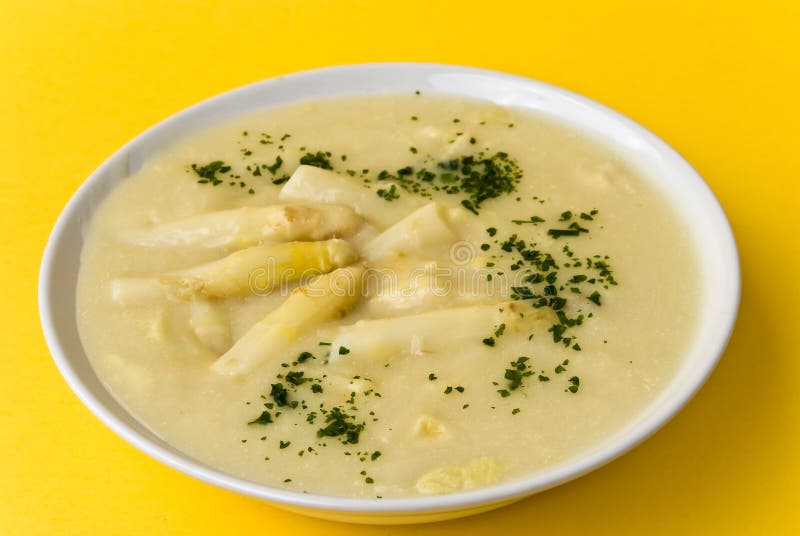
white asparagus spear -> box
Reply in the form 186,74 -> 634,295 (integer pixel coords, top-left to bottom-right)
109,239 -> 358,302
211,264 -> 366,376
361,202 -> 461,262
188,300 -> 231,354
278,165 -> 422,228
329,302 -> 535,363
109,278 -> 171,306
363,259 -> 494,316
165,239 -> 358,298
120,204 -> 363,248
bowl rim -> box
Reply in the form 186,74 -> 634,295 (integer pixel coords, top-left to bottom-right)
39,62 -> 740,515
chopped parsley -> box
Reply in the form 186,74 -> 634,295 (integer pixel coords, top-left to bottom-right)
285,371 -> 308,386
270,383 -> 288,406
567,376 -> 581,393
299,151 -> 334,170
316,407 -> 365,444
547,223 -> 589,238
501,356 -> 533,393
266,155 -> 283,175
373,151 -> 522,214
247,411 -> 273,425
512,216 -> 545,225
376,184 -> 400,201
296,351 -> 314,363
191,161 -> 231,185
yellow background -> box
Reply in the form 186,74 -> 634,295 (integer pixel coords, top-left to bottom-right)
2,0 -> 799,533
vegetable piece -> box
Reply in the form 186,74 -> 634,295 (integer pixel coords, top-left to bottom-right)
188,300 -> 231,354
415,458 -> 502,494
120,204 -> 363,248
364,259 -> 483,316
109,239 -> 358,301
161,239 -> 358,298
211,264 -> 366,376
108,278 -> 170,306
361,202 -> 461,262
413,414 -> 448,440
278,165 -> 421,228
329,302 -> 528,363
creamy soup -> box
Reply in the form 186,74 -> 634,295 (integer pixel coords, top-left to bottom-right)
76,94 -> 700,498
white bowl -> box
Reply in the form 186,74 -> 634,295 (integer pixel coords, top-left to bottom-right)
39,63 -> 740,524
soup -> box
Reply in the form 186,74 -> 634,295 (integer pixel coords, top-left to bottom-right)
76,93 -> 700,498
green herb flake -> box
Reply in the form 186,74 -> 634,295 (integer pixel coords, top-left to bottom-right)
547,228 -> 583,238
265,155 -> 283,175
461,199 -> 479,214
286,371 -> 308,386
191,161 -> 231,184
299,151 -> 334,170
377,184 -> 400,201
567,376 -> 580,393
316,407 -> 365,444
247,411 -> 273,425
512,216 -> 545,225
270,383 -> 288,406
296,351 -> 314,363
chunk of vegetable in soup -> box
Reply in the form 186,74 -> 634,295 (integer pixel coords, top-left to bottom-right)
76,93 -> 700,498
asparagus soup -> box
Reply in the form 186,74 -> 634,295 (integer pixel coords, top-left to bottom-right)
76,93 -> 700,498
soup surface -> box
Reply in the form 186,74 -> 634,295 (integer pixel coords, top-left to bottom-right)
76,93 -> 700,498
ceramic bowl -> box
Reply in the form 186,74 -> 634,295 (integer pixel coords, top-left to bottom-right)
39,63 -> 740,524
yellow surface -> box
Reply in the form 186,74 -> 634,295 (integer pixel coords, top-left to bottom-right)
2,0 -> 799,533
